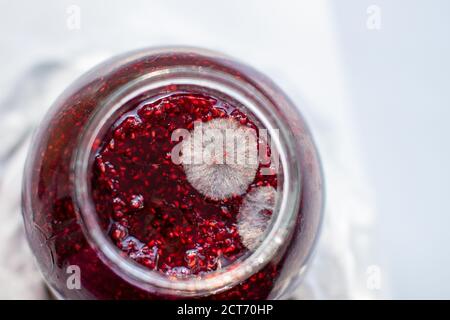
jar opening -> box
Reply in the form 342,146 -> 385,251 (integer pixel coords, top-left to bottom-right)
73,66 -> 301,297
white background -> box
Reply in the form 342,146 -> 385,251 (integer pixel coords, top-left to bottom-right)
0,0 -> 449,299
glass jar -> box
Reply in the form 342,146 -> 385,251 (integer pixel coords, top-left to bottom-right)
22,47 -> 323,299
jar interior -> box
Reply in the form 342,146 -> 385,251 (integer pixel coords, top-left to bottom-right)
73,67 -> 300,296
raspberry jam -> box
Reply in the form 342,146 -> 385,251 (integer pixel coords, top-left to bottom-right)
22,48 -> 324,299
92,93 -> 278,277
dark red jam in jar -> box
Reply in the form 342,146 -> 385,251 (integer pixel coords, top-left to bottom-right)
22,48 -> 323,299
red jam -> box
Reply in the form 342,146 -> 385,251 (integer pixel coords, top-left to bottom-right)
91,93 -> 277,276
22,49 -> 324,300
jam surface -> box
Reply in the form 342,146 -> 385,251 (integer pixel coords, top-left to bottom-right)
91,93 -> 277,277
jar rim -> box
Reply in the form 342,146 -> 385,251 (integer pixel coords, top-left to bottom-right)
72,50 -> 302,297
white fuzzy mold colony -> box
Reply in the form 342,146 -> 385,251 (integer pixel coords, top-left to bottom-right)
181,118 -> 259,200
237,186 -> 277,250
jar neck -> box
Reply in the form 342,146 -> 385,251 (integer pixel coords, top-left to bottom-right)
73,65 -> 301,297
